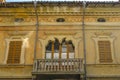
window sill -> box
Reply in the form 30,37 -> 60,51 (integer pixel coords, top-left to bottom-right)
87,63 -> 120,67
95,61 -> 117,65
0,64 -> 32,67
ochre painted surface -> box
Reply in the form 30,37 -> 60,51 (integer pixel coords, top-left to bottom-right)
0,3 -> 120,80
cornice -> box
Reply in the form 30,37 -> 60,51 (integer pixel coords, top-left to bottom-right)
0,2 -> 120,8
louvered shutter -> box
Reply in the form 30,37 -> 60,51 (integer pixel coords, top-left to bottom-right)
98,41 -> 113,63
7,41 -> 22,64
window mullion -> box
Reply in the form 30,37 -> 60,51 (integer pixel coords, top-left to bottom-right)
52,41 -> 54,59
59,44 -> 62,59
67,42 -> 69,59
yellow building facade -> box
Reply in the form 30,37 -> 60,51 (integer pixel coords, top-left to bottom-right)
0,1 -> 120,80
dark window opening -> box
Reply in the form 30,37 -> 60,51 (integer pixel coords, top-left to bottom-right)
15,18 -> 24,22
97,18 -> 106,22
56,18 -> 65,22
45,38 -> 75,59
46,40 -> 53,51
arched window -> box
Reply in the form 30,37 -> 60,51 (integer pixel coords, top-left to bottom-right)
45,38 -> 75,59
67,40 -> 74,59
45,40 -> 53,59
54,38 -> 60,59
54,38 -> 60,52
46,40 -> 52,52
61,38 -> 67,59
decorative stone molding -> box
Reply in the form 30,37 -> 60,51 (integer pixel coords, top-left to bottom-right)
85,17 -> 96,22
44,32 -> 76,35
109,17 -> 120,22
92,31 -> 116,64
1,2 -> 120,8
35,6 -> 81,12
0,11 -> 120,16
25,17 -> 36,22
0,14 -> 120,23
39,32 -> 48,40
3,31 -> 31,64
7,31 -> 29,37
25,16 -> 120,23
74,32 -> 82,39
0,17 -> 14,23
94,32 -> 112,37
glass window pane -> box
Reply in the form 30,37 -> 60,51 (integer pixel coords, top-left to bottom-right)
46,53 -> 51,59
61,53 -> 67,59
62,45 -> 67,52
69,52 -> 74,58
54,52 -> 59,59
68,44 -> 74,52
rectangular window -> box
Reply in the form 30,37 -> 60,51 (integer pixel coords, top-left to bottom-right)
98,41 -> 113,63
7,41 -> 22,64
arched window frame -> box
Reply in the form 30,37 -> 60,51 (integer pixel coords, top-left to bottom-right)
45,38 -> 75,59
39,34 -> 81,59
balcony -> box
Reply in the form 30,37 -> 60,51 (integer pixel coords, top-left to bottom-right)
32,58 -> 83,75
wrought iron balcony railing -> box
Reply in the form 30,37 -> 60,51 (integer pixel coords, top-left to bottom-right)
32,58 -> 83,74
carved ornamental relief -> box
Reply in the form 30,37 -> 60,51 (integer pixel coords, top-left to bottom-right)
0,15 -> 120,23
0,17 -> 14,23
92,31 -> 116,64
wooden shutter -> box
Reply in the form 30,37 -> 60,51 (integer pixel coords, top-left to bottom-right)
98,41 -> 113,63
7,41 -> 22,64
